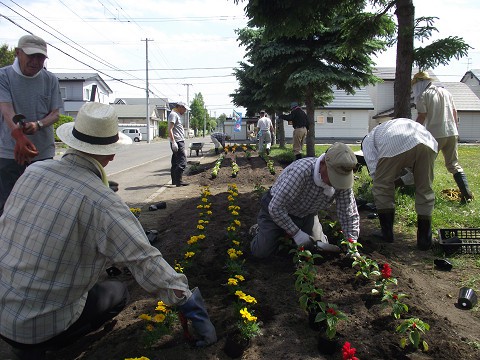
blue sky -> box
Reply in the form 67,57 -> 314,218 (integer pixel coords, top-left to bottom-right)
1,0 -> 478,117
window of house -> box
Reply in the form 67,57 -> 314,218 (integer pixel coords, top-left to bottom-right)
342,112 -> 346,122
327,116 -> 334,123
85,88 -> 90,101
317,116 -> 325,124
60,87 -> 66,100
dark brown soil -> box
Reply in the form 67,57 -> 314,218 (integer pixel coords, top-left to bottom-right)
3,150 -> 480,360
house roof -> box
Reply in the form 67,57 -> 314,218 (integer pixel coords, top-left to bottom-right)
113,97 -> 169,108
461,69 -> 480,83
321,87 -> 374,110
441,82 -> 480,111
111,104 -> 159,118
54,72 -> 112,93
372,67 -> 437,82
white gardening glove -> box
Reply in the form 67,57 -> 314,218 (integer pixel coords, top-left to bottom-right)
171,141 -> 179,153
293,230 -> 313,248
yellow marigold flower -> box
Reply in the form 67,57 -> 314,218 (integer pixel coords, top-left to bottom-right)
174,262 -> 184,273
228,195 -> 234,202
229,226 -> 236,232
197,224 -> 205,230
125,357 -> 150,360
232,192 -> 238,197
234,219 -> 241,226
197,205 -> 204,209
242,295 -> 257,304
199,212 -> 204,216
206,210 -> 212,215
202,197 -> 208,203
145,324 -> 154,332
203,220 -> 209,224
184,251 -> 195,259
236,250 -> 243,256
229,252 -> 238,260
204,204 -> 211,209
198,219 -> 205,224
227,278 -> 238,286
228,205 -> 235,210
235,290 -> 246,297
155,301 -> 169,312
187,236 -> 198,245
235,274 -> 245,281
231,210 -> 239,216
232,240 -> 240,246
153,313 -> 166,323
139,314 -> 151,321
198,234 -> 206,239
240,307 -> 251,318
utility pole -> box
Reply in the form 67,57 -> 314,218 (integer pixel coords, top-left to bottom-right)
142,38 -> 153,143
182,83 -> 192,138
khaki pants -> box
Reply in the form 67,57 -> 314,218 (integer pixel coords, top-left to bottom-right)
293,127 -> 307,155
373,144 -> 436,216
436,136 -> 463,174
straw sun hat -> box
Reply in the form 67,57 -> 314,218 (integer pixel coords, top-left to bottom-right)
57,102 -> 132,155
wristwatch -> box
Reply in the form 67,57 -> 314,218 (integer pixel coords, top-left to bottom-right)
36,120 -> 44,130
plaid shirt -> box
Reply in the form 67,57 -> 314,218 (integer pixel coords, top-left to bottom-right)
0,151 -> 189,344
269,157 -> 359,239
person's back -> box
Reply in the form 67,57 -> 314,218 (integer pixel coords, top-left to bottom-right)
0,153 -> 135,343
420,85 -> 457,139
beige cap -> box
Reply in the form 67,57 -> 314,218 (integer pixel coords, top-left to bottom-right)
16,34 -> 48,57
324,142 -> 357,189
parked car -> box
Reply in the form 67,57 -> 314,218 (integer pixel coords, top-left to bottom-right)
122,128 -> 142,142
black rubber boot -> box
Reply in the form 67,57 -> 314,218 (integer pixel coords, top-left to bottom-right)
417,215 -> 432,251
295,154 -> 302,160
176,174 -> 189,187
453,172 -> 473,203
377,210 -> 395,243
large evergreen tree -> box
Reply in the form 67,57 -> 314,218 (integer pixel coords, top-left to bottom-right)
233,0 -> 396,156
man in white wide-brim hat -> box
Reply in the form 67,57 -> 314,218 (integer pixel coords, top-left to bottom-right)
0,102 -> 216,359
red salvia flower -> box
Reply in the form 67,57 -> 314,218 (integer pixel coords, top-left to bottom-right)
348,238 -> 354,243
327,308 -> 336,316
342,341 -> 359,360
393,294 -> 398,300
381,263 -> 392,279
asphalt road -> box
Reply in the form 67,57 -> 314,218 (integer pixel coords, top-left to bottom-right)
55,136 -> 213,207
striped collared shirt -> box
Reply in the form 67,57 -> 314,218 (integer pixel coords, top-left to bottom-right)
362,118 -> 438,179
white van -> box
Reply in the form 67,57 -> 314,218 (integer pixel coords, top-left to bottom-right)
122,128 -> 142,142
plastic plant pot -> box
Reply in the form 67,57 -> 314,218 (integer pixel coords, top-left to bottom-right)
458,287 -> 478,309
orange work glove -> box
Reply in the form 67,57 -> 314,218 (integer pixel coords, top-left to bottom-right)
11,127 -> 39,165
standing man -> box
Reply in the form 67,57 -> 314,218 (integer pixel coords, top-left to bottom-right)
278,102 -> 308,160
250,142 -> 359,258
0,34 -> 63,215
256,110 -> 274,155
0,103 -> 216,359
210,131 -> 231,154
412,71 -> 473,203
361,118 -> 438,250
168,101 -> 190,187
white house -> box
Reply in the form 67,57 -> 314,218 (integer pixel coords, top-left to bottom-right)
55,73 -> 112,117
461,69 -> 480,99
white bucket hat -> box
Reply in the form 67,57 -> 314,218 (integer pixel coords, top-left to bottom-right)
57,102 -> 132,155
